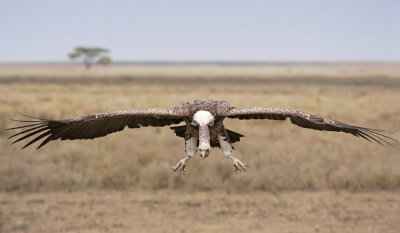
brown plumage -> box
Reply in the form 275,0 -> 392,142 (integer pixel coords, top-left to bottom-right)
8,100 -> 397,149
7,100 -> 397,171
8,109 -> 185,149
224,106 -> 397,147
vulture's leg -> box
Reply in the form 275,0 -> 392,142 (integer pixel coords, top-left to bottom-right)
171,156 -> 190,172
171,136 -> 197,172
218,134 -> 248,172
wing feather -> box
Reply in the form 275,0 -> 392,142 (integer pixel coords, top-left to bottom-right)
22,131 -> 52,149
225,106 -> 397,147
6,122 -> 47,130
8,124 -> 48,139
8,109 -> 186,149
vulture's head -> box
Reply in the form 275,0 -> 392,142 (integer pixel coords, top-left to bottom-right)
192,110 -> 214,158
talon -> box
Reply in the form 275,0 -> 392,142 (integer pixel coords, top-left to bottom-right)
241,163 -> 249,172
171,164 -> 180,172
171,157 -> 190,173
171,162 -> 181,172
229,156 -> 249,173
234,164 -> 240,173
180,164 -> 186,172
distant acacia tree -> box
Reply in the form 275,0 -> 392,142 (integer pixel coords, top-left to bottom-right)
68,46 -> 111,69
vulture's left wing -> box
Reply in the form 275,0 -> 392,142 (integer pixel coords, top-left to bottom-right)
224,106 -> 397,147
7,109 -> 186,149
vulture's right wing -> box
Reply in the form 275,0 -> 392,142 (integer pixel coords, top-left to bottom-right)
7,109 -> 187,149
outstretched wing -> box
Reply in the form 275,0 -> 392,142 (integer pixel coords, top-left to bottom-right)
224,106 -> 397,147
7,109 -> 186,149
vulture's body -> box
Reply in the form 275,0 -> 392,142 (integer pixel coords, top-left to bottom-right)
8,100 -> 397,172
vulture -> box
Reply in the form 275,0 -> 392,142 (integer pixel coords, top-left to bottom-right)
7,100 -> 397,172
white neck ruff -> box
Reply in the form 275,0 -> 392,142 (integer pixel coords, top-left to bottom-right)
193,110 -> 214,126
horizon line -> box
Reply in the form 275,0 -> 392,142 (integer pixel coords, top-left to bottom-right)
1,60 -> 400,65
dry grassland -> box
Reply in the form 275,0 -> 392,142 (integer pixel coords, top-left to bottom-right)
0,63 -> 399,233
1,191 -> 400,233
1,62 -> 400,79
1,63 -> 399,192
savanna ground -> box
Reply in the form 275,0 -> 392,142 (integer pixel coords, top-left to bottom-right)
0,63 -> 400,233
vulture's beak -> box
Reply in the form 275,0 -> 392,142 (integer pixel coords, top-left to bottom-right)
200,149 -> 209,159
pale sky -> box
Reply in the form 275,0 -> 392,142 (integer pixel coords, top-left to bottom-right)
1,0 -> 400,62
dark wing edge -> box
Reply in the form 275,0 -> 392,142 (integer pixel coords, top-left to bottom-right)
224,107 -> 398,147
7,109 -> 186,149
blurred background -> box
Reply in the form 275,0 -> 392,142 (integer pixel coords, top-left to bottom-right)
1,1 -> 400,233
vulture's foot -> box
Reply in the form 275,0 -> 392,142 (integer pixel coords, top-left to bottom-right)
171,156 -> 191,172
227,155 -> 249,172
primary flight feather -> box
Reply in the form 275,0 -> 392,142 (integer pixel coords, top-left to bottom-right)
8,100 -> 397,172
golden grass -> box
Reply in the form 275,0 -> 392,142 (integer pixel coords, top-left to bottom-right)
0,63 -> 399,192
